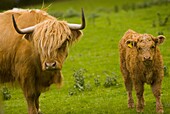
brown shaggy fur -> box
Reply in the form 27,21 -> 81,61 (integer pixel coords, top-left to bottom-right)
119,29 -> 165,113
0,8 -> 83,114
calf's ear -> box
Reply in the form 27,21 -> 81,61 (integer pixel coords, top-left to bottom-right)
155,35 -> 166,45
126,39 -> 136,48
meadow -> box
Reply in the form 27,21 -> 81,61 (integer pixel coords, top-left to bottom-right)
1,0 -> 170,114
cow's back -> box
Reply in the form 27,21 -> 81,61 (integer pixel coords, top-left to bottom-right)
0,8 -> 54,42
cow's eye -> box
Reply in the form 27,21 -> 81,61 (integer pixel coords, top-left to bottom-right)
58,41 -> 67,51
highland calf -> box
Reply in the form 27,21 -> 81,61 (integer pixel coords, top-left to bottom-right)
0,8 -> 85,114
119,29 -> 165,113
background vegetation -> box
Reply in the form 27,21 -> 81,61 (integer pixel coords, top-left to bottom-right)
1,0 -> 170,114
0,0 -> 55,10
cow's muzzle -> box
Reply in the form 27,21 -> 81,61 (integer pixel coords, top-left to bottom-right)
45,61 -> 58,70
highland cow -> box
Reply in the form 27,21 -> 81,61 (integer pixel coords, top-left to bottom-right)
0,8 -> 85,114
119,29 -> 165,113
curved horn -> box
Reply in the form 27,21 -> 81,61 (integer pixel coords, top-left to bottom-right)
12,14 -> 35,34
67,8 -> 86,30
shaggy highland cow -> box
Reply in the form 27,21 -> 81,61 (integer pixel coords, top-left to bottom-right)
0,8 -> 85,114
119,29 -> 165,113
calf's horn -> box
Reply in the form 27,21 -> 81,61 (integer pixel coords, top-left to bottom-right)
12,14 -> 35,34
67,8 -> 86,30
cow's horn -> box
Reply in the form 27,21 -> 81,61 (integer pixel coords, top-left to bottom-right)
67,8 -> 86,30
12,15 -> 35,34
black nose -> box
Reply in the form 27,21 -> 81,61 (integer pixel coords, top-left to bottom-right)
45,61 -> 57,69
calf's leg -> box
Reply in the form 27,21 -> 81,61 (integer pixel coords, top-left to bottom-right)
151,81 -> 163,113
124,76 -> 134,108
134,82 -> 144,112
120,55 -> 134,108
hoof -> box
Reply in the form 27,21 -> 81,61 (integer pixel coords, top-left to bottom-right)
38,112 -> 43,114
128,99 -> 134,108
136,109 -> 144,113
38,109 -> 43,114
157,109 -> 164,114
156,104 -> 164,114
128,103 -> 134,108
136,107 -> 144,113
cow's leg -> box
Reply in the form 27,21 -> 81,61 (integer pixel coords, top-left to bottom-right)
134,81 -> 144,112
20,79 -> 38,114
25,93 -> 38,114
151,81 -> 163,113
22,85 -> 38,114
35,93 -> 42,114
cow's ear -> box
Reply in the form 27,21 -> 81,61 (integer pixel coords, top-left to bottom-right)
23,34 -> 33,41
71,30 -> 83,40
154,35 -> 166,45
69,30 -> 83,45
126,39 -> 136,48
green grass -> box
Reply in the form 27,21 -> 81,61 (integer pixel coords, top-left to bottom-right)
1,0 -> 170,114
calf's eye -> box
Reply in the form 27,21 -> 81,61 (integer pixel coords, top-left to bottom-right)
138,47 -> 142,50
151,45 -> 155,49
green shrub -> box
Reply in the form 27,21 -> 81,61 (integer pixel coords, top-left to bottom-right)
94,75 -> 101,87
73,68 -> 86,91
103,73 -> 119,88
1,87 -> 11,100
164,65 -> 169,77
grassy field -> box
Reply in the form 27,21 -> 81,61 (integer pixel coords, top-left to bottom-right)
1,0 -> 170,114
